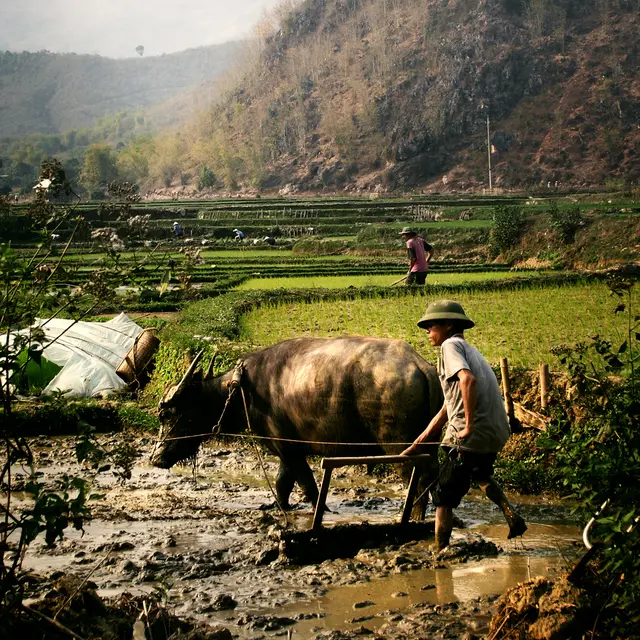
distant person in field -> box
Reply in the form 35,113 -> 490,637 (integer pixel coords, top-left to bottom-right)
399,227 -> 432,285
402,300 -> 527,550
233,228 -> 245,241
172,221 -> 183,238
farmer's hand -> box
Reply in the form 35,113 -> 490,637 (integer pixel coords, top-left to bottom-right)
401,443 -> 422,456
456,426 -> 473,442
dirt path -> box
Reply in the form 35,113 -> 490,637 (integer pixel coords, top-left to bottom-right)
14,435 -> 582,639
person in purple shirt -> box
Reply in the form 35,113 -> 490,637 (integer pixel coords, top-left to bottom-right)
399,227 -> 433,285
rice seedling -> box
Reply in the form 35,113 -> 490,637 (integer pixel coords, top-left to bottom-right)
239,282 -> 626,368
235,271 -> 544,290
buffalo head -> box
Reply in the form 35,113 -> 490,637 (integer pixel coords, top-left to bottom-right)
151,350 -> 220,468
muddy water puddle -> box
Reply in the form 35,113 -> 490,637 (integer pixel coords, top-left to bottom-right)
18,439 -> 583,639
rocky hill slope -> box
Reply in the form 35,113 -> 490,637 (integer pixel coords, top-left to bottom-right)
187,0 -> 639,192
0,43 -> 242,137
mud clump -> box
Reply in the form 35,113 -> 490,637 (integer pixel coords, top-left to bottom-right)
5,574 -> 232,640
488,575 -> 591,640
437,537 -> 500,563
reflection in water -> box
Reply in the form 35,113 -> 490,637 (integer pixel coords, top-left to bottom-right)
435,567 -> 456,603
285,547 -> 576,636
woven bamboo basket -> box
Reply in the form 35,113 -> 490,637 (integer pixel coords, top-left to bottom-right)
116,329 -> 160,385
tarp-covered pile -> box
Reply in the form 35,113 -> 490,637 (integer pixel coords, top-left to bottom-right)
13,313 -> 146,398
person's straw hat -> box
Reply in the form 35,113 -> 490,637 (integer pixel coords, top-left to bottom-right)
399,227 -> 417,235
417,300 -> 475,329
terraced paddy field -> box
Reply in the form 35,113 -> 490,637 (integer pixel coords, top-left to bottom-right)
238,281 -> 625,368
235,271 -> 549,290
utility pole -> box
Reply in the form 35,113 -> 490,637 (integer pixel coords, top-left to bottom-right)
486,113 -> 493,191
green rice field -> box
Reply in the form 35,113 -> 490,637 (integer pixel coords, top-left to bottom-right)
239,282 -> 626,368
235,271 -> 547,290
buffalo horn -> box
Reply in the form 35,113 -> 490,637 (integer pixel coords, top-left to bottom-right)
174,349 -> 205,395
204,352 -> 217,379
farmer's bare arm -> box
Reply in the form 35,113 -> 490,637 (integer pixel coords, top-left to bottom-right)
425,246 -> 433,264
456,368 -> 476,441
401,403 -> 448,455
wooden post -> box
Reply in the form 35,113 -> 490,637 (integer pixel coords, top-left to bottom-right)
401,466 -> 421,525
312,454 -> 432,531
500,357 -> 515,423
540,363 -> 550,411
312,468 -> 333,531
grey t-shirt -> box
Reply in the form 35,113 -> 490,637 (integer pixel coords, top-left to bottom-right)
439,335 -> 510,453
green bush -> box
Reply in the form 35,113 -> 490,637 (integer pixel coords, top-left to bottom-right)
494,452 -> 560,495
198,166 -> 216,190
548,203 -> 583,244
490,205 -> 525,256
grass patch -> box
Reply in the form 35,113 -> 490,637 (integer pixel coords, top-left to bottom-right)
238,281 -> 628,368
235,271 -> 550,290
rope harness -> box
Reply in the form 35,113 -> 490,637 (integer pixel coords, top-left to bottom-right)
210,359 -> 245,436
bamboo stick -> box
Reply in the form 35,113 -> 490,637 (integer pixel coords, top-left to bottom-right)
540,363 -> 550,410
500,357 -> 515,423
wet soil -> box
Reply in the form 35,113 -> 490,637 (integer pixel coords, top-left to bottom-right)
12,435 -> 583,639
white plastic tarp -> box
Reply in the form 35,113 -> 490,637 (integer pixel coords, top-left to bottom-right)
30,313 -> 144,398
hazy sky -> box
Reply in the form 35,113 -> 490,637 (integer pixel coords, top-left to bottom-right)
0,0 -> 284,58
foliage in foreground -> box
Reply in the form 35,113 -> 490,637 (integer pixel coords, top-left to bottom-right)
0,161 -> 151,628
540,279 -> 640,635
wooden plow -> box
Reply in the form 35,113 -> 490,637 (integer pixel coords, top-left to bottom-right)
312,454 -> 433,531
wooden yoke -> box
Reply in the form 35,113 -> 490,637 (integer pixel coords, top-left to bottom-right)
312,454 -> 433,531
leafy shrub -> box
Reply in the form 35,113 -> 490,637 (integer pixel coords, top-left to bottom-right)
495,452 -> 561,495
490,205 -> 525,256
198,166 -> 216,190
539,278 -> 640,635
548,203 -> 583,244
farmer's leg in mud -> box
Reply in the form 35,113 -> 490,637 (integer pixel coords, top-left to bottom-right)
467,450 -> 527,539
431,450 -> 471,550
479,477 -> 527,539
435,506 -> 454,550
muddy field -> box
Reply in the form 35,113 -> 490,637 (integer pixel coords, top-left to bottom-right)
14,434 -> 583,639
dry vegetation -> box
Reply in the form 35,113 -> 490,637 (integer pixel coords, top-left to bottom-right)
175,0 -> 640,193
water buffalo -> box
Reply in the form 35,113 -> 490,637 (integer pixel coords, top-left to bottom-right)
151,337 -> 443,514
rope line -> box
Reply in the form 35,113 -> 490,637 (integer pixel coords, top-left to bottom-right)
159,430 -> 441,448
240,386 -> 289,527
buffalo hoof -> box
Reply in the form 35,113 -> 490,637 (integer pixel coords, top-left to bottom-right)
259,501 -> 304,511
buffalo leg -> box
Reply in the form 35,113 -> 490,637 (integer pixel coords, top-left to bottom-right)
275,460 -> 296,510
287,457 -> 320,506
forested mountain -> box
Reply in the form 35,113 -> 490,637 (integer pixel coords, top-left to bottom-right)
3,0 -> 638,196
0,43 -> 242,137
180,0 -> 640,192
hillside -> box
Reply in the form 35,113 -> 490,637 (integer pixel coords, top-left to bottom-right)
183,0 -> 640,192
0,43 -> 243,137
